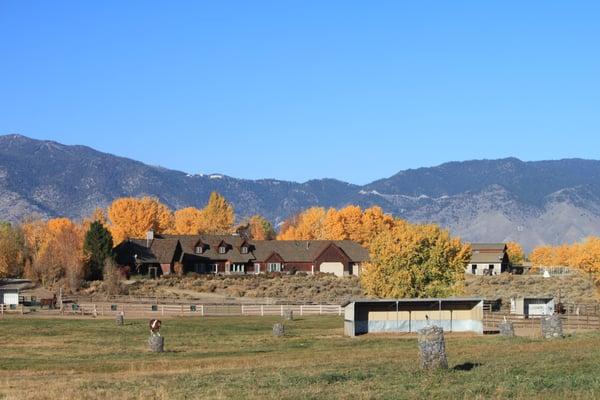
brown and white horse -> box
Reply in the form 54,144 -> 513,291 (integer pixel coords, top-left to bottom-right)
149,319 -> 162,336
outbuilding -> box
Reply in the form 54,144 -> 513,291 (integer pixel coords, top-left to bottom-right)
0,279 -> 34,305
510,296 -> 554,317
343,298 -> 484,337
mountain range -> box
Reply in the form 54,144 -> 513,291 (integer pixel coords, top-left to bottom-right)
1,133 -> 599,252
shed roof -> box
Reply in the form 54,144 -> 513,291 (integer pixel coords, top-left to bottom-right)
342,297 -> 483,307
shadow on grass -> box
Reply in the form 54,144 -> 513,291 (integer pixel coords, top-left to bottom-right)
452,362 -> 481,371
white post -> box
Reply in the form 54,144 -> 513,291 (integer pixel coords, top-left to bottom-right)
161,305 -> 165,316
261,305 -> 264,317
339,305 -> 342,316
281,305 -> 284,316
241,305 -> 245,315
300,305 -> 303,316
200,305 -> 204,317
320,304 -> 323,315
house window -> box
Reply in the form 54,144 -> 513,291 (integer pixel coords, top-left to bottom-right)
268,263 -> 282,272
231,264 -> 245,273
195,246 -> 203,254
219,246 -> 226,254
254,263 -> 261,274
471,264 -> 477,274
241,246 -> 248,254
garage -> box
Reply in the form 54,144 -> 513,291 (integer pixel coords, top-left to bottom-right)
2,291 -> 19,305
319,262 -> 345,277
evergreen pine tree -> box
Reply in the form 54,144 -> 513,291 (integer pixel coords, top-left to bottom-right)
83,221 -> 114,280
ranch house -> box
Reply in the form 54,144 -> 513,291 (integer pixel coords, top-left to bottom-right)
466,243 -> 510,276
114,232 -> 369,277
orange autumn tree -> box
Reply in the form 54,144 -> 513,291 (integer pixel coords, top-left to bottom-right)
0,222 -> 25,278
246,215 -> 276,240
278,207 -> 327,240
22,217 -> 85,290
107,197 -> 174,243
173,207 -> 205,235
278,205 -> 394,247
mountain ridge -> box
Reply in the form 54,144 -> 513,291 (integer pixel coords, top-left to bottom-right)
1,133 -> 599,252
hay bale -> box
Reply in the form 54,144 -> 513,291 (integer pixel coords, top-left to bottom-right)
283,309 -> 293,321
417,325 -> 448,370
499,321 -> 515,337
273,323 -> 285,337
148,335 -> 164,352
541,314 -> 563,339
115,313 -> 124,326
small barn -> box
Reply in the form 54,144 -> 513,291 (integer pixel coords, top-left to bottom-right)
343,298 -> 484,337
0,279 -> 34,305
510,296 -> 554,317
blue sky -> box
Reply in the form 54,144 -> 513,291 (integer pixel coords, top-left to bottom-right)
1,1 -> 599,184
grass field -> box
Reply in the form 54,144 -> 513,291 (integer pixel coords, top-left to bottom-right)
1,316 -> 600,399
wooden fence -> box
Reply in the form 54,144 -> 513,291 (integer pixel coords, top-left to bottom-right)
484,312 -> 600,334
62,302 -> 343,317
0,304 -> 25,315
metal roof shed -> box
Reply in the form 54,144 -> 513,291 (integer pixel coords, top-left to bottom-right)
343,298 -> 484,337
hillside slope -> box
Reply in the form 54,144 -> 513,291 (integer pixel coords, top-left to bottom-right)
3,134 -> 600,250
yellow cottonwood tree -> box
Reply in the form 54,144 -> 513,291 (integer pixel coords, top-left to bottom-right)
199,192 -> 234,234
361,221 -> 470,298
278,207 -> 327,240
506,241 -> 525,265
173,207 -> 205,234
107,197 -> 174,242
529,245 -> 556,268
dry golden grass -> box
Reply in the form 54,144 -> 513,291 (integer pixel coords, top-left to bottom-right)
0,316 -> 600,399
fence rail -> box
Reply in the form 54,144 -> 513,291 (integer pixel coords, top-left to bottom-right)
483,313 -> 600,333
61,302 -> 342,317
0,304 -> 25,315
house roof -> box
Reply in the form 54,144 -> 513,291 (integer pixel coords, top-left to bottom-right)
114,238 -> 180,264
0,279 -> 35,291
115,234 -> 369,265
470,252 -> 506,263
470,243 -> 506,251
469,242 -> 508,264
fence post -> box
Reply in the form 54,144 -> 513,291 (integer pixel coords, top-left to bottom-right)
320,304 -> 323,315
200,305 -> 204,317
241,305 -> 245,315
281,305 -> 284,316
300,305 -> 303,316
339,305 -> 342,316
181,304 -> 184,316
261,305 -> 264,317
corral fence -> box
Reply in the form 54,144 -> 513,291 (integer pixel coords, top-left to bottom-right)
61,295 -> 324,306
484,312 -> 600,334
0,304 -> 25,315
534,266 -> 573,276
60,302 -> 343,318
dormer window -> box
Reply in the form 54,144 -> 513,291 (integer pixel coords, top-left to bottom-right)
241,246 -> 248,254
219,246 -> 226,254
195,246 -> 203,254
